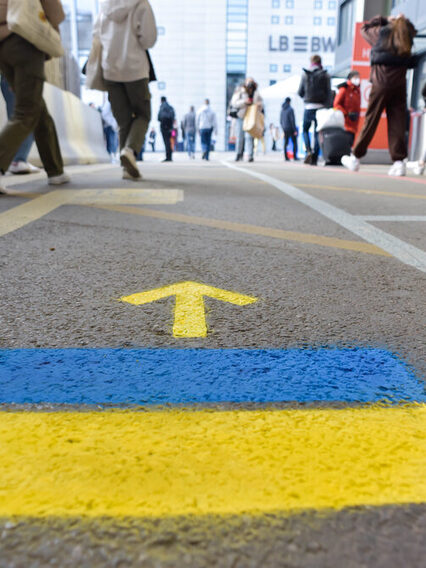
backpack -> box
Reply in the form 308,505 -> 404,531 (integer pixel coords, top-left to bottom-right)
159,103 -> 175,127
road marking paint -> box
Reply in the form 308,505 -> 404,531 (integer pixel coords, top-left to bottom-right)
296,183 -> 426,200
0,189 -> 183,237
0,406 -> 424,517
1,348 -> 423,405
92,204 -> 389,257
223,162 -> 426,272
2,163 -> 116,188
121,282 -> 257,338
356,215 -> 426,222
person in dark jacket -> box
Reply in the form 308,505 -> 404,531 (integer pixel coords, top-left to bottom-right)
342,14 -> 417,176
158,96 -> 175,162
280,97 -> 298,161
333,70 -> 361,145
298,54 -> 332,165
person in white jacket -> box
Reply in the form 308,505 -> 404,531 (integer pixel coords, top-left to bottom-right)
230,78 -> 263,162
93,0 -> 157,180
196,99 -> 217,161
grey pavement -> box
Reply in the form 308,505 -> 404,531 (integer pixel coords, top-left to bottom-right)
0,151 -> 425,566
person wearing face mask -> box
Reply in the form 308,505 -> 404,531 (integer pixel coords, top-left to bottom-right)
333,70 -> 361,146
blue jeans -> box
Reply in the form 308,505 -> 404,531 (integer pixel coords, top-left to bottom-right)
104,125 -> 118,155
186,132 -> 195,155
1,75 -> 34,162
303,108 -> 320,157
245,132 -> 254,159
200,128 -> 213,159
235,117 -> 244,156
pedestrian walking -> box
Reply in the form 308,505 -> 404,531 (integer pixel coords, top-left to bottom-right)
238,78 -> 263,163
333,70 -> 361,146
229,83 -> 247,161
410,82 -> 426,175
101,99 -> 118,161
298,54 -> 332,166
148,127 -> 156,152
0,75 -> 41,175
0,0 -> 69,194
182,105 -> 196,158
280,97 -> 298,161
92,0 -> 157,181
341,14 -> 417,177
196,99 -> 217,161
158,96 -> 175,162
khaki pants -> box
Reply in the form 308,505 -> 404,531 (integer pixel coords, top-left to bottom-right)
0,34 -> 64,176
105,78 -> 151,155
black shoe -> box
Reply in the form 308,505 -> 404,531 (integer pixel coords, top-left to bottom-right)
248,157 -> 254,162
310,154 -> 318,166
284,155 -> 290,161
294,157 -> 299,161
235,153 -> 243,162
202,152 -> 206,160
162,158 -> 172,162
304,153 -> 313,165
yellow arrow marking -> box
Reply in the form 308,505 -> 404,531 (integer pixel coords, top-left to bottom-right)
121,281 -> 258,338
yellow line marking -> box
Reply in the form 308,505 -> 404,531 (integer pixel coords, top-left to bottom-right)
121,281 -> 257,338
0,189 -> 183,237
93,204 -> 390,257
296,183 -> 426,200
0,406 -> 424,517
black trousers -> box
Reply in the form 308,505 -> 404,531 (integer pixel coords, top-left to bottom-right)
161,126 -> 172,160
284,130 -> 298,159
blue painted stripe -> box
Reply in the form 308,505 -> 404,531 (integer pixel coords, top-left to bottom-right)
0,348 -> 424,405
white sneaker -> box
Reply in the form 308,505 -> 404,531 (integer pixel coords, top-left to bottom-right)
388,160 -> 406,177
8,161 -> 41,174
341,154 -> 360,171
122,168 -> 143,181
0,173 -> 9,194
120,147 -> 140,178
48,173 -> 71,185
413,161 -> 425,175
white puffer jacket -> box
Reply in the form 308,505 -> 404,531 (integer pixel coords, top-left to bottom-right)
94,0 -> 157,82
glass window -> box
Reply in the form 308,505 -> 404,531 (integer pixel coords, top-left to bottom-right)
272,0 -> 280,8
313,16 -> 322,25
157,26 -> 165,35
285,16 -> 294,24
269,64 -> 278,73
314,0 -> 323,8
286,0 -> 294,8
283,64 -> 292,72
338,0 -> 355,45
327,17 -> 335,25
271,15 -> 280,24
328,1 -> 336,8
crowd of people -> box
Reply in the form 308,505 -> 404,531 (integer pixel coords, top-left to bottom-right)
0,0 -> 424,193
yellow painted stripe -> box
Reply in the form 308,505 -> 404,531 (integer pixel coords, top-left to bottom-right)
0,407 -> 424,517
92,205 -> 390,257
0,190 -> 183,238
297,183 -> 426,200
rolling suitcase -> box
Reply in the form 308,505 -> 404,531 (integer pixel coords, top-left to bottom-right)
319,127 -> 353,165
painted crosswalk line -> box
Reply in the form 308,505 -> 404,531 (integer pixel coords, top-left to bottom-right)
0,348 -> 424,404
0,406 -> 424,517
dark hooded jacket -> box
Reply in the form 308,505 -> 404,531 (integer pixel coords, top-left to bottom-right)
362,16 -> 417,88
280,100 -> 296,132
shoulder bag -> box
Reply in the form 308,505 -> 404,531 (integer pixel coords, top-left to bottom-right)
7,0 -> 64,58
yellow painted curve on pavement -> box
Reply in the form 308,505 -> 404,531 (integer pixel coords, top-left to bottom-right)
296,183 -> 426,200
0,406 -> 424,518
92,204 -> 390,257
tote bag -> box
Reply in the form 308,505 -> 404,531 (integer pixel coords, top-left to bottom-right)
243,104 -> 265,139
85,38 -> 107,92
316,108 -> 345,132
7,0 -> 64,58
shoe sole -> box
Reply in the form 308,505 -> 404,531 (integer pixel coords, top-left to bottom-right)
120,154 -> 140,178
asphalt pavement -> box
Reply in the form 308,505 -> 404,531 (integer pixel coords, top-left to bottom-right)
0,151 -> 425,567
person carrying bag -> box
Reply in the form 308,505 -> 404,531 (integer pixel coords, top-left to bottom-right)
0,0 -> 69,193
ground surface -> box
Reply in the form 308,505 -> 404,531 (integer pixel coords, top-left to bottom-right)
0,152 -> 425,566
